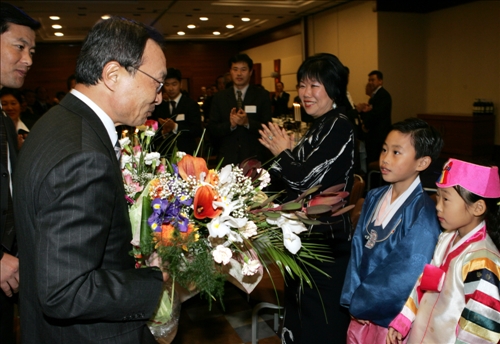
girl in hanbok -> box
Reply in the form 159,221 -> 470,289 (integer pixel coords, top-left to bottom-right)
387,158 -> 500,344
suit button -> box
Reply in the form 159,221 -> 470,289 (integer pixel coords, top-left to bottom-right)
2,173 -> 8,177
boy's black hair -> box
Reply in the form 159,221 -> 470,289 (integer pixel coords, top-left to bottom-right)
391,117 -> 443,161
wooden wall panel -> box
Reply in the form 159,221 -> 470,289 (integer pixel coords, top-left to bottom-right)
22,41 -> 239,102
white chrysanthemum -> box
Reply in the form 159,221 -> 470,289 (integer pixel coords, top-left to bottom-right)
212,245 -> 232,265
242,259 -> 261,276
176,151 -> 186,159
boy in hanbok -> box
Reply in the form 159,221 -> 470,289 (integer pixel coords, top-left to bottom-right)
341,118 -> 443,343
387,158 -> 500,343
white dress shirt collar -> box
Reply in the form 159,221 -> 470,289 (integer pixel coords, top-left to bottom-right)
234,84 -> 249,100
70,89 -> 117,146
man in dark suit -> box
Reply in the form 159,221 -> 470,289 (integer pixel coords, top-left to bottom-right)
208,53 -> 272,165
356,70 -> 392,164
14,17 -> 167,343
0,3 -> 39,343
272,81 -> 290,118
151,67 -> 202,155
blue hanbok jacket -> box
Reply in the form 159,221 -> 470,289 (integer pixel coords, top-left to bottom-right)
340,182 -> 441,327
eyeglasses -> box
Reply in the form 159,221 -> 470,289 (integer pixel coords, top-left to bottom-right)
132,67 -> 164,93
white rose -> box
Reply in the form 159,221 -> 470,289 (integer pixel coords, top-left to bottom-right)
212,245 -> 232,265
242,259 -> 261,276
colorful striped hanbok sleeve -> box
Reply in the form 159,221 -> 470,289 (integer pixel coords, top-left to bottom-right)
456,248 -> 500,343
388,273 -> 424,337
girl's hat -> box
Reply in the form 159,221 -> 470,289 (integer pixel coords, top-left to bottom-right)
436,158 -> 500,198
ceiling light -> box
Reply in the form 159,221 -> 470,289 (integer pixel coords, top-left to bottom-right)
101,15 -> 111,20
199,17 -> 208,21
177,31 -> 186,36
213,31 -> 220,35
187,24 -> 196,29
54,32 -> 64,37
49,16 -> 60,20
226,24 -> 234,29
52,24 -> 62,29
241,17 -> 250,22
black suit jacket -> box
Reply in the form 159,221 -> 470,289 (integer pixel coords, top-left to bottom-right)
151,94 -> 202,155
13,94 -> 163,343
208,85 -> 272,165
360,86 -> 392,163
1,113 -> 17,253
272,91 -> 290,117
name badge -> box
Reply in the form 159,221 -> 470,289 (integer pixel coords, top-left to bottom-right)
245,105 -> 257,113
176,114 -> 185,121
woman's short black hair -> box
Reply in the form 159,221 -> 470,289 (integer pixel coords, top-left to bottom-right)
0,87 -> 24,105
296,53 -> 347,103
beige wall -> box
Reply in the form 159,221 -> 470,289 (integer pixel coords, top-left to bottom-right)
243,35 -> 303,106
309,1 -> 378,105
425,1 -> 500,115
378,12 -> 427,124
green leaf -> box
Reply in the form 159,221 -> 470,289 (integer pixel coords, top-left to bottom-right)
332,204 -> 355,216
140,196 -> 153,256
306,205 -> 332,215
281,202 -> 302,211
264,211 -> 281,219
296,185 -> 322,201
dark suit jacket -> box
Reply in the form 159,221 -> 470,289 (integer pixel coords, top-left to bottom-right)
208,85 -> 272,165
272,91 -> 290,117
360,86 -> 392,163
151,94 -> 202,155
13,94 -> 163,344
1,113 -> 17,254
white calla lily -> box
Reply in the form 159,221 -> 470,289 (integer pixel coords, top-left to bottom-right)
266,214 -> 307,254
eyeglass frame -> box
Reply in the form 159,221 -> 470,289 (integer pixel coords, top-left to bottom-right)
131,66 -> 164,93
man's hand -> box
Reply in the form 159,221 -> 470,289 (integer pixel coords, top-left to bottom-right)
0,253 -> 19,297
230,108 -> 249,127
158,118 -> 176,135
355,103 -> 371,113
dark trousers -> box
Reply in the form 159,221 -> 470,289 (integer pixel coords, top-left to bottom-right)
0,291 -> 16,344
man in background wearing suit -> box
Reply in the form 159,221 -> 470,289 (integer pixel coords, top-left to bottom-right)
151,67 -> 202,155
0,3 -> 39,343
14,17 -> 167,343
208,53 -> 272,165
272,81 -> 290,118
356,70 -> 392,164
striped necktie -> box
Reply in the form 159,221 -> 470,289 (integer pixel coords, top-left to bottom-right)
236,90 -> 243,110
114,139 -> 121,161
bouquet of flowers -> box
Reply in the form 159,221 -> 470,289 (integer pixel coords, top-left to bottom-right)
120,120 -> 352,339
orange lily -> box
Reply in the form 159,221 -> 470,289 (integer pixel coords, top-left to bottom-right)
178,154 -> 209,181
193,185 -> 223,219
